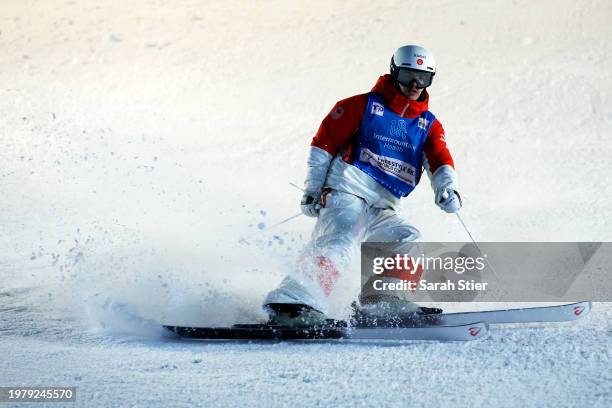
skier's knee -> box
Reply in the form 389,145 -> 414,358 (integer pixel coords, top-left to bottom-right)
398,226 -> 422,242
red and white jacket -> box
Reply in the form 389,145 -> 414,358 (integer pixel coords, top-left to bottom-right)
304,74 -> 458,210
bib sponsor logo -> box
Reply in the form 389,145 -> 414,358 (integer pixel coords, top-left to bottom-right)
373,133 -> 414,152
417,117 -> 430,130
389,120 -> 408,140
371,102 -> 384,116
358,148 -> 416,185
331,106 -> 345,120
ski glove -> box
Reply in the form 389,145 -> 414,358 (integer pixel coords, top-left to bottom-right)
436,188 -> 462,213
304,147 -> 333,191
301,191 -> 322,217
429,165 -> 461,213
300,146 -> 333,218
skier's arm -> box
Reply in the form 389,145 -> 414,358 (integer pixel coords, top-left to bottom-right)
301,146 -> 332,217
301,95 -> 367,216
310,94 -> 368,157
423,120 -> 462,213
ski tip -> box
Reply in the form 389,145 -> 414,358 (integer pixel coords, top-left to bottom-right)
465,321 -> 489,340
570,301 -> 592,320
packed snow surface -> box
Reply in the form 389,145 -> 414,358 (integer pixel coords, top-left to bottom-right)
1,0 -> 611,407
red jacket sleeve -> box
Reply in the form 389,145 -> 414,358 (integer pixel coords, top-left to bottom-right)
423,119 -> 454,174
311,94 -> 368,156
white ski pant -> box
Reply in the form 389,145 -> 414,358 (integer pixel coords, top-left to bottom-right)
264,189 -> 421,314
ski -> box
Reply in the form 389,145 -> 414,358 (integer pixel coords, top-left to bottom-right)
431,301 -> 592,326
163,302 -> 590,342
164,321 -> 489,342
345,322 -> 488,341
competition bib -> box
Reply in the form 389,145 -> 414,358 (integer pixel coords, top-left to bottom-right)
352,93 -> 435,198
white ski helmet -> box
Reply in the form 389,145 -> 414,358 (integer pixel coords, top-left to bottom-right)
390,45 -> 436,88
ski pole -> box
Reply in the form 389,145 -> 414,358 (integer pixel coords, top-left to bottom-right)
249,183 -> 305,233
240,211 -> 303,245
455,212 -> 499,278
289,182 -> 304,192
456,212 -> 478,248
266,212 -> 303,230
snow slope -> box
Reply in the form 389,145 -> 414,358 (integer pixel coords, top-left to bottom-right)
1,0 -> 611,407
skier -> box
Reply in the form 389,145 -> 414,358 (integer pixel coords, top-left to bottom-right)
264,45 -> 462,326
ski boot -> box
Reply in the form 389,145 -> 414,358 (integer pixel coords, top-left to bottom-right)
351,294 -> 443,327
264,303 -> 329,328
263,276 -> 330,328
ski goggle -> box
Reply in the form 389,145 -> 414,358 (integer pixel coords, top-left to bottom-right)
395,68 -> 434,89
